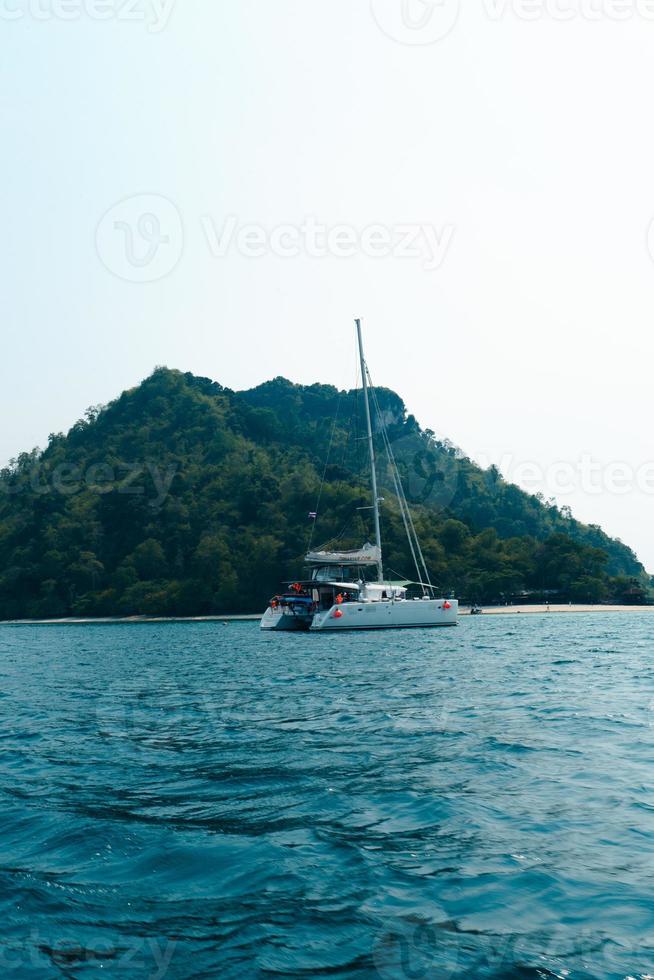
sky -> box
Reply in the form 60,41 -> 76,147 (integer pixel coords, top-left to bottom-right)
3,0 -> 654,568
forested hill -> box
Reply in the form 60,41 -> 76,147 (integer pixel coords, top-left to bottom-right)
0,367 -> 648,620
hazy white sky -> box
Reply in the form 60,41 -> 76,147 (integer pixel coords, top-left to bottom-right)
3,0 -> 654,567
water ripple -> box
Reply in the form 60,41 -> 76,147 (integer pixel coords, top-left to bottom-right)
1,615 -> 654,978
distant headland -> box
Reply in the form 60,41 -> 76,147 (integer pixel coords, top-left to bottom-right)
0,368 -> 650,621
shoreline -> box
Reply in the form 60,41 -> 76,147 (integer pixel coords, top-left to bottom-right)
0,605 -> 653,626
0,614 -> 262,627
460,604 -> 654,616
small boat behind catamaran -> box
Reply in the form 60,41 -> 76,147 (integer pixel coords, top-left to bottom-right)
260,319 -> 458,632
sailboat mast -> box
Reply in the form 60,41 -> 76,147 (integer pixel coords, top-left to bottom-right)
355,318 -> 383,583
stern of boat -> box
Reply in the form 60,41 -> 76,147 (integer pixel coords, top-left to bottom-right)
260,605 -> 313,631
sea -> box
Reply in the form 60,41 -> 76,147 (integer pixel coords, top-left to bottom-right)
1,614 -> 653,979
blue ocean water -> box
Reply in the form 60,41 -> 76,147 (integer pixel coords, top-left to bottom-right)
0,615 -> 654,979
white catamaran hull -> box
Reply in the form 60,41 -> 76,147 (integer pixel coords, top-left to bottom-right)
310,599 -> 458,631
260,607 -> 313,631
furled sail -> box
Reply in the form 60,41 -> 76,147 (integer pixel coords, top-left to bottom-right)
305,543 -> 382,566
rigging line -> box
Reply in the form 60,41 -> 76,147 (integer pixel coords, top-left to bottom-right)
369,389 -> 421,584
353,338 -> 366,542
307,390 -> 343,554
367,375 -> 429,584
391,465 -> 424,589
388,433 -> 434,593
314,513 -> 357,553
368,383 -> 423,590
387,431 -> 432,589
387,567 -> 441,591
399,477 -> 434,591
368,374 -> 434,593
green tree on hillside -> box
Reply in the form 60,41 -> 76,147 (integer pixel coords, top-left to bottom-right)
0,368 -> 648,619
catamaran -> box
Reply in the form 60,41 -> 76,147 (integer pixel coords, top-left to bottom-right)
260,320 -> 459,632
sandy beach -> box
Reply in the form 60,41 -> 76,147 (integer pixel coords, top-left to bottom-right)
460,604 -> 654,616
